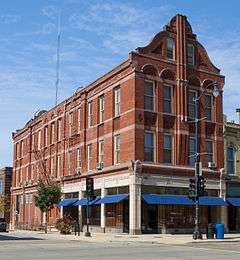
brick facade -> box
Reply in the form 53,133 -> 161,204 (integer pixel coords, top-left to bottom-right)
11,14 -> 225,233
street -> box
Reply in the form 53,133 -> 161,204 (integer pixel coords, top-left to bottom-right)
0,232 -> 240,260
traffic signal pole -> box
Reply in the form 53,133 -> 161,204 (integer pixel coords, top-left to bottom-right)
85,196 -> 91,237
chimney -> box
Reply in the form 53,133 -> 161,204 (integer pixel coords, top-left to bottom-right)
236,108 -> 240,124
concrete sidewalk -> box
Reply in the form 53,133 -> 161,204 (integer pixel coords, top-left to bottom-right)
5,230 -> 240,245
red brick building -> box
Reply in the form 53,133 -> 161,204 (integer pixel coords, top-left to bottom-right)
11,14 -> 226,234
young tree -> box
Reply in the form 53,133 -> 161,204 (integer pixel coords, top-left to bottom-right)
0,195 -> 5,216
34,179 -> 61,233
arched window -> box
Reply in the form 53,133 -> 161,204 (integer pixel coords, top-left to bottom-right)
227,145 -> 235,175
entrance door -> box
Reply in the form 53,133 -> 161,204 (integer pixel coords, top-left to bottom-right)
228,206 -> 237,231
147,205 -> 158,233
123,200 -> 129,233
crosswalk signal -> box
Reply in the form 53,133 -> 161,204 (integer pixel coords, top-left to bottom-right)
189,178 -> 196,200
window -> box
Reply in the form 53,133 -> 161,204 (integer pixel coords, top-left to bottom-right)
144,132 -> 154,162
114,87 -> 121,117
227,145 -> 235,175
16,143 -> 19,159
189,137 -> 197,166
76,148 -> 81,170
69,113 -> 73,136
99,95 -> 104,123
163,134 -> 172,163
50,157 -> 55,177
57,119 -> 62,142
205,94 -> 213,121
98,139 -> 104,164
36,162 -> 40,179
20,141 -> 23,157
37,130 -> 41,150
114,135 -> 120,164
31,164 -> 34,180
0,181 -> 4,194
167,38 -> 174,60
187,43 -> 195,66
57,155 -> 61,178
67,151 -> 72,175
188,90 -> 197,118
31,134 -> 35,150
50,123 -> 55,144
144,80 -> 154,111
163,86 -> 172,113
77,108 -> 81,133
44,126 -> 48,146
87,144 -> 93,171
88,102 -> 93,127
206,140 -> 213,163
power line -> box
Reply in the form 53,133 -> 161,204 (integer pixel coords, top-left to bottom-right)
55,11 -> 61,106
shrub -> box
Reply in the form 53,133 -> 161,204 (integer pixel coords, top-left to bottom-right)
56,216 -> 74,235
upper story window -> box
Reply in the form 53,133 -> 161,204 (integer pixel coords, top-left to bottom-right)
20,140 -> 23,157
37,130 -> 41,150
50,157 -> 55,177
205,94 -> 213,121
144,132 -> 154,162
0,180 -> 4,194
69,112 -> 73,136
167,38 -> 174,60
76,148 -> 81,170
99,95 -> 104,123
77,108 -> 81,133
57,119 -> 62,142
114,134 -> 120,164
114,87 -> 121,117
188,90 -> 197,118
187,43 -> 195,66
44,126 -> 48,147
31,134 -> 35,150
206,140 -> 213,163
67,150 -> 72,175
144,80 -> 154,111
57,155 -> 61,178
189,137 -> 197,166
163,85 -> 172,113
88,102 -> 93,128
163,134 -> 172,164
98,139 -> 104,164
227,145 -> 235,175
50,123 -> 55,144
87,144 -> 93,171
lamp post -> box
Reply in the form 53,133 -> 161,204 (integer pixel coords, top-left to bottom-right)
192,80 -> 219,240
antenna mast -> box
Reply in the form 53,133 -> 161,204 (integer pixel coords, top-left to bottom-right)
55,11 -> 61,106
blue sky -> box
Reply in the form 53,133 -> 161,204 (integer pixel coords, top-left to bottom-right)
0,0 -> 240,167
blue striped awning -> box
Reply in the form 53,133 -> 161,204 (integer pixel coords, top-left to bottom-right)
142,194 -> 194,205
95,194 -> 129,205
226,198 -> 240,206
73,197 -> 101,206
199,197 -> 226,206
58,198 -> 78,207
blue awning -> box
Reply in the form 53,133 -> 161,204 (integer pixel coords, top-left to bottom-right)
95,194 -> 129,205
142,194 -> 194,205
73,197 -> 101,206
58,198 -> 78,207
226,198 -> 240,206
199,197 -> 226,206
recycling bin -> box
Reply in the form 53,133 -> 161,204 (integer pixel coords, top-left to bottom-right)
215,223 -> 224,239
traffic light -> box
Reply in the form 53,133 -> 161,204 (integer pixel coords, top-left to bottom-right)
86,177 -> 94,199
188,178 -> 196,200
198,176 -> 206,197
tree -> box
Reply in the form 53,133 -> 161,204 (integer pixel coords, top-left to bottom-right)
34,179 -> 61,233
0,195 -> 5,215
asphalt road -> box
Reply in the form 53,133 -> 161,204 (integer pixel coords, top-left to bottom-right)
0,233 -> 240,260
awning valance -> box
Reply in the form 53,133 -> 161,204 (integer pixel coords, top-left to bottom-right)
95,194 -> 129,205
73,197 -> 101,206
198,197 -> 226,206
142,194 -> 193,205
226,198 -> 240,206
58,198 -> 78,207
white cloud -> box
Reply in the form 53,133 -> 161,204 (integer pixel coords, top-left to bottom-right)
0,14 -> 21,24
41,5 -> 59,19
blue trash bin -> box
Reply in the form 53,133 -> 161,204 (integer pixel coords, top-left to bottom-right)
215,224 -> 224,239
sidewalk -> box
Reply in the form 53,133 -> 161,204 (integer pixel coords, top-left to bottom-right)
8,230 -> 240,245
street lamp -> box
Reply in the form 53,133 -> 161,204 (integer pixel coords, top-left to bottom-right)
191,80 -> 220,240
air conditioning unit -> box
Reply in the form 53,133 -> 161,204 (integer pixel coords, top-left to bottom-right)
96,162 -> 104,170
76,168 -> 81,175
208,162 -> 216,169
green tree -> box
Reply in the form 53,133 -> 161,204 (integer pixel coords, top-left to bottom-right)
0,195 -> 5,215
34,180 -> 61,233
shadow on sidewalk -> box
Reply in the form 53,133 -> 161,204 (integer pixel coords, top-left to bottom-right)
0,233 -> 43,241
